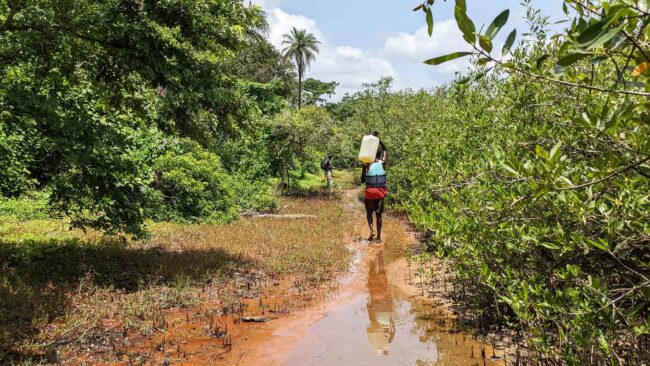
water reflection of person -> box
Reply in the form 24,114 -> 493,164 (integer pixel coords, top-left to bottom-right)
366,254 -> 395,355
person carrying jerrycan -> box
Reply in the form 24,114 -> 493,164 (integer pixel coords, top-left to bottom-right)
359,132 -> 388,243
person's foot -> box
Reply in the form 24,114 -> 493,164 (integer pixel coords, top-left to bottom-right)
368,233 -> 375,242
375,237 -> 383,244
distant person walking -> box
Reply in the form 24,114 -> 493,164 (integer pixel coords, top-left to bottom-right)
321,155 -> 334,187
361,134 -> 388,243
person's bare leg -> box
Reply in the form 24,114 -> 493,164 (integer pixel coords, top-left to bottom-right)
375,213 -> 383,243
365,200 -> 375,241
375,200 -> 384,243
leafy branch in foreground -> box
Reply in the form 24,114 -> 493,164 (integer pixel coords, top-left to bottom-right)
406,0 -> 650,364
415,0 -> 650,96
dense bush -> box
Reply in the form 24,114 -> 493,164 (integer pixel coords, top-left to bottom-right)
265,106 -> 338,187
0,191 -> 50,221
0,124 -> 31,196
150,139 -> 240,224
0,0 -> 270,235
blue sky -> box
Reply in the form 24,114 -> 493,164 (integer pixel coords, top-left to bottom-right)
256,0 -> 566,100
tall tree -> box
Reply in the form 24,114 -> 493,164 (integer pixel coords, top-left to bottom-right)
281,28 -> 320,109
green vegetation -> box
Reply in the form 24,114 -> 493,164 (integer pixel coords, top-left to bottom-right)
0,1 -> 335,236
303,78 -> 339,106
0,194 -> 353,362
2,0 -> 649,364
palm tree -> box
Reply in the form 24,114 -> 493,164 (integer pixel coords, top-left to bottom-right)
282,27 -> 320,109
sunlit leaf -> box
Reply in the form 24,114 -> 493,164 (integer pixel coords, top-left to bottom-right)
576,18 -> 625,50
587,239 -> 611,252
424,51 -> 473,65
485,9 -> 509,40
454,5 -> 476,43
479,36 -> 493,53
502,29 -> 517,56
426,8 -> 434,37
455,0 -> 466,13
535,145 -> 549,160
557,52 -> 592,67
549,142 -> 562,162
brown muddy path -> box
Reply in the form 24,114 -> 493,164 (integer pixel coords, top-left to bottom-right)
223,189 -> 505,366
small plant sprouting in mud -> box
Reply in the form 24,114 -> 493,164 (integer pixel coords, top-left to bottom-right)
404,247 -> 414,284
415,251 -> 432,296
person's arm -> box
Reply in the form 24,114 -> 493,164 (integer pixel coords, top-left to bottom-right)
361,164 -> 368,183
379,141 -> 388,164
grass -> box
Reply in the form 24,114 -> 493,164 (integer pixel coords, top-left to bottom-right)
0,182 -> 357,364
281,170 -> 357,197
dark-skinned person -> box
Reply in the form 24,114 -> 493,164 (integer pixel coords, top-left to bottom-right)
361,143 -> 388,243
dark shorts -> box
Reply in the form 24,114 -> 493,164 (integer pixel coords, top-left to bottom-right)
365,198 -> 384,215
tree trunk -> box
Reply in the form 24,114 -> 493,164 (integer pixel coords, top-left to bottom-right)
298,67 -> 303,110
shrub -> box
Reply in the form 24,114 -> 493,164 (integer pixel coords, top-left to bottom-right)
0,124 -> 32,197
0,191 -> 50,221
150,139 -> 240,224
230,176 -> 278,213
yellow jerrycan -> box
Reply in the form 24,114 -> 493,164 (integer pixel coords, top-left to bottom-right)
358,135 -> 380,164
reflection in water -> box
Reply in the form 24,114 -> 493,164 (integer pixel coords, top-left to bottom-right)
366,254 -> 395,355
284,236 -> 506,366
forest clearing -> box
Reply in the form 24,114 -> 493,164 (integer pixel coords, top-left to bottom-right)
1,0 -> 649,365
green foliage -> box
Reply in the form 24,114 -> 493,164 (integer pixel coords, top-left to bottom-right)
240,80 -> 289,116
49,114 -> 161,238
424,52 -> 472,65
150,139 -> 240,224
302,78 -> 339,106
0,0 -> 296,235
0,192 -> 49,221
332,1 -> 650,361
231,32 -> 296,116
230,175 -> 278,213
266,106 -> 337,187
0,123 -> 32,196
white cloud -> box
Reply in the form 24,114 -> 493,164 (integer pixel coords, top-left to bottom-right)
265,8 -> 323,51
312,46 -> 395,97
259,6 -> 396,100
382,20 -> 472,75
336,46 -> 366,59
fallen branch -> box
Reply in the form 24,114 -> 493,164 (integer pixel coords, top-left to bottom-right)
243,213 -> 318,220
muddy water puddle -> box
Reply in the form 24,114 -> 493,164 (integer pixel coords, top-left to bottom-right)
283,230 -> 504,366
229,190 -> 507,366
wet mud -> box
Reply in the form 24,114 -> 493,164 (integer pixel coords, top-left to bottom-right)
68,189 -> 506,365
229,190 -> 506,366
